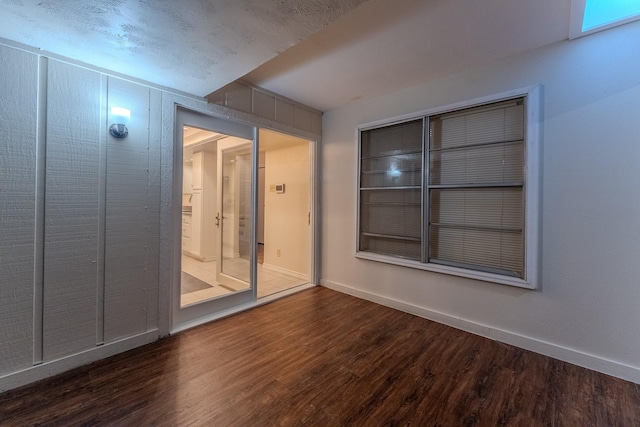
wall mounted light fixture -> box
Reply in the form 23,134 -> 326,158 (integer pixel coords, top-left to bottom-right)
109,107 -> 130,138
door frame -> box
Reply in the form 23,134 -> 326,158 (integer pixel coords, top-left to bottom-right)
168,105 -> 319,333
172,107 -> 258,330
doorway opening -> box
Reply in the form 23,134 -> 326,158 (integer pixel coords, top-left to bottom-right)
180,127 -> 253,307
179,125 -> 313,308
256,128 -> 312,298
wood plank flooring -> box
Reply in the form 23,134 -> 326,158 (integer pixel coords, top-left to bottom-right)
1,287 -> 639,426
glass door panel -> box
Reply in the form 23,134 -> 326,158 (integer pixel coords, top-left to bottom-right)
173,107 -> 256,330
217,140 -> 252,290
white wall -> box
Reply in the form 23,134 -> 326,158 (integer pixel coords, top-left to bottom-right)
321,21 -> 640,383
264,144 -> 310,277
0,33 -> 322,392
0,41 -> 164,391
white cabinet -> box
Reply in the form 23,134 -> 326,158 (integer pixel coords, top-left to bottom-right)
190,191 -> 202,257
182,214 -> 191,253
192,151 -> 204,190
183,161 -> 193,193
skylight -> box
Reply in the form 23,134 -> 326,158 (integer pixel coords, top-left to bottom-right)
583,0 -> 640,31
571,0 -> 640,38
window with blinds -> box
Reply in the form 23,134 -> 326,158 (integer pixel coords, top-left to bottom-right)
359,119 -> 424,260
357,93 -> 538,287
428,99 -> 525,277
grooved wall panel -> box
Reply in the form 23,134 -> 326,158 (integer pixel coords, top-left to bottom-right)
103,78 -> 151,342
205,81 -> 322,139
43,61 -> 101,361
145,89 -> 162,330
225,81 -> 252,113
0,45 -> 38,374
253,90 -> 276,121
275,99 -> 295,127
293,106 -> 312,133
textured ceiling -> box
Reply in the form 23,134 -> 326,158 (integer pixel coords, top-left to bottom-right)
0,0 -> 368,96
243,0 -> 572,111
1,0 -> 575,112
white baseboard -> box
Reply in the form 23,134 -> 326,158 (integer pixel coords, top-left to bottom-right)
184,252 -> 216,262
262,263 -> 309,281
321,279 -> 640,385
0,330 -> 159,393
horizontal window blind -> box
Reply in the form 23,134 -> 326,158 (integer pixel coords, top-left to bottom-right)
361,153 -> 422,188
359,119 -> 423,261
361,120 -> 423,158
357,94 -> 532,284
428,98 -> 525,277
429,142 -> 523,186
429,188 -> 523,276
430,99 -> 524,150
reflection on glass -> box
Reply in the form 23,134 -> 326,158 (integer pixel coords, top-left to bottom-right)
180,127 -> 252,307
220,144 -> 252,286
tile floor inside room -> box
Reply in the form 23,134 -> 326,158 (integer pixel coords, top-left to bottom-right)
180,250 -> 309,306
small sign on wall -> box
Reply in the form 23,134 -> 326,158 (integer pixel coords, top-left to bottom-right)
269,183 -> 285,193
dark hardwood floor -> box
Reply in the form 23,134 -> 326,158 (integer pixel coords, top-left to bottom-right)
1,287 -> 638,426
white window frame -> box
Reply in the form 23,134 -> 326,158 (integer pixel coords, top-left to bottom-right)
355,86 -> 541,289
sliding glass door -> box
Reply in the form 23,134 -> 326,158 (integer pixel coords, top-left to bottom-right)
173,108 -> 256,329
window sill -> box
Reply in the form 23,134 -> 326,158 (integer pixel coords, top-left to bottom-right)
355,251 -> 537,290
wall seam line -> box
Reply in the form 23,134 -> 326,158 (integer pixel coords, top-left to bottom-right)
96,74 -> 108,346
145,88 -> 152,331
33,55 -> 48,365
